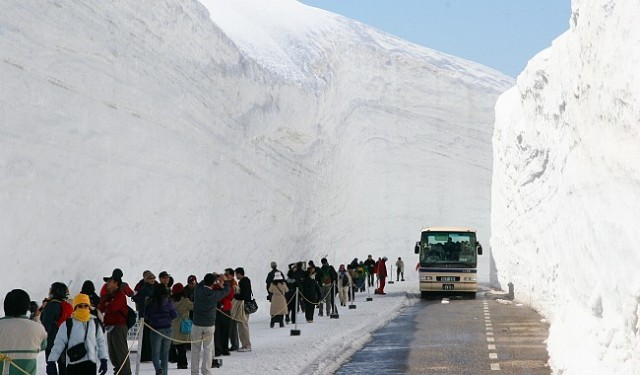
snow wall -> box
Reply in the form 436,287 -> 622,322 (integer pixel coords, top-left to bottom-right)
492,0 -> 640,373
0,0 -> 511,299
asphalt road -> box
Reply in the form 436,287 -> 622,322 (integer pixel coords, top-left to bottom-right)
336,292 -> 550,375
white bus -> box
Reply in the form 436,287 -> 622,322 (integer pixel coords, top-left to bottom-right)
414,226 -> 482,299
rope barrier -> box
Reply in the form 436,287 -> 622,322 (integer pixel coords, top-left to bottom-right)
0,352 -> 31,375
140,321 -> 212,345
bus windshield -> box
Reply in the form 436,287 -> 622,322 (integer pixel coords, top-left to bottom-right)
419,231 -> 478,267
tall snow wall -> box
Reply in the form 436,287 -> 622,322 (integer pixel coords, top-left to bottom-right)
492,0 -> 640,373
0,0 -> 511,298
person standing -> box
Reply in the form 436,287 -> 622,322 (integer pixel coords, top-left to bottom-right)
286,263 -> 303,324
395,257 -> 405,282
233,267 -> 253,352
316,258 -> 337,316
191,273 -> 229,375
363,255 -> 375,288
133,270 -> 157,363
214,273 -> 234,357
184,275 -> 197,302
99,276 -> 132,375
0,289 -> 48,375
41,282 -> 73,375
47,294 -> 108,375
377,257 -> 388,295
337,265 -> 352,306
299,268 -> 321,323
145,283 -> 177,375
169,283 -> 192,370
265,261 -> 282,301
223,268 -> 240,351
268,272 -> 288,328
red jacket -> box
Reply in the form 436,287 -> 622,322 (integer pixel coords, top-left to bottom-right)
99,288 -> 129,326
215,283 -> 235,312
55,300 -> 74,327
100,282 -> 135,297
378,260 -> 387,278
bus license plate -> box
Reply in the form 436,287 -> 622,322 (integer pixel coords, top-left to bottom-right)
442,284 -> 454,290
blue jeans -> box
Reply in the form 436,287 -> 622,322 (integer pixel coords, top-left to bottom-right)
150,327 -> 172,374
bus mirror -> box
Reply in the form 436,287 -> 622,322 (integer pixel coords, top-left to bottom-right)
476,243 -> 483,255
414,242 -> 420,254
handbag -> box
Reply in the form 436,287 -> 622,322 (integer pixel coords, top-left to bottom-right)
180,318 -> 192,334
67,321 -> 89,361
244,299 -> 258,315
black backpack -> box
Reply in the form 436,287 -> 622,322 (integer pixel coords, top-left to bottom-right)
125,306 -> 137,329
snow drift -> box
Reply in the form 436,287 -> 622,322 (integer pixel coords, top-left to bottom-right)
492,0 -> 640,373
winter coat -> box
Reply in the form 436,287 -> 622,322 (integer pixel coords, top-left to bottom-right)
40,299 -> 73,351
192,281 -> 230,327
317,265 -> 337,286
98,289 -> 128,327
378,259 -> 388,278
133,281 -> 155,315
0,316 -> 47,375
144,297 -> 177,329
395,259 -> 405,272
48,316 -> 107,365
268,282 -> 289,316
234,277 -> 253,302
171,297 -> 193,342
266,269 -> 284,294
338,270 -> 352,288
364,258 -> 375,273
99,282 -> 134,298
184,285 -> 196,302
216,283 -> 235,312
300,276 -> 321,303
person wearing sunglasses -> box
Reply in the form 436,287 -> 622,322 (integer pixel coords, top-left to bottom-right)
47,294 -> 108,375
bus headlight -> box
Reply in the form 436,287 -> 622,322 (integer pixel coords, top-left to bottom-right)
420,276 -> 432,281
463,277 -> 477,281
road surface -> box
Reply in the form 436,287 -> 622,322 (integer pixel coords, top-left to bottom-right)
337,292 -> 550,374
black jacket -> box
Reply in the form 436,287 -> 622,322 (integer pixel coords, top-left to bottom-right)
300,277 -> 322,303
234,277 -> 253,302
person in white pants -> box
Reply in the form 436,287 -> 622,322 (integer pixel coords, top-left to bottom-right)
190,273 -> 229,375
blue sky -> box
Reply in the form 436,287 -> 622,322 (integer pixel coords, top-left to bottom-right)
300,0 -> 571,77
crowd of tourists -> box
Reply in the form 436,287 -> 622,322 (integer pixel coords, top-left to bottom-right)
0,255 -> 406,375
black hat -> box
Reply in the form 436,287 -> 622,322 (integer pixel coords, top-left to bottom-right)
103,268 -> 124,282
159,271 -> 171,278
187,275 -> 197,283
203,273 -> 216,285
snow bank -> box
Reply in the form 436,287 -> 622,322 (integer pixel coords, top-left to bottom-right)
492,0 -> 640,373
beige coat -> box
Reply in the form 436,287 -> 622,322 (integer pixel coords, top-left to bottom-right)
171,297 -> 193,342
268,282 -> 289,316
